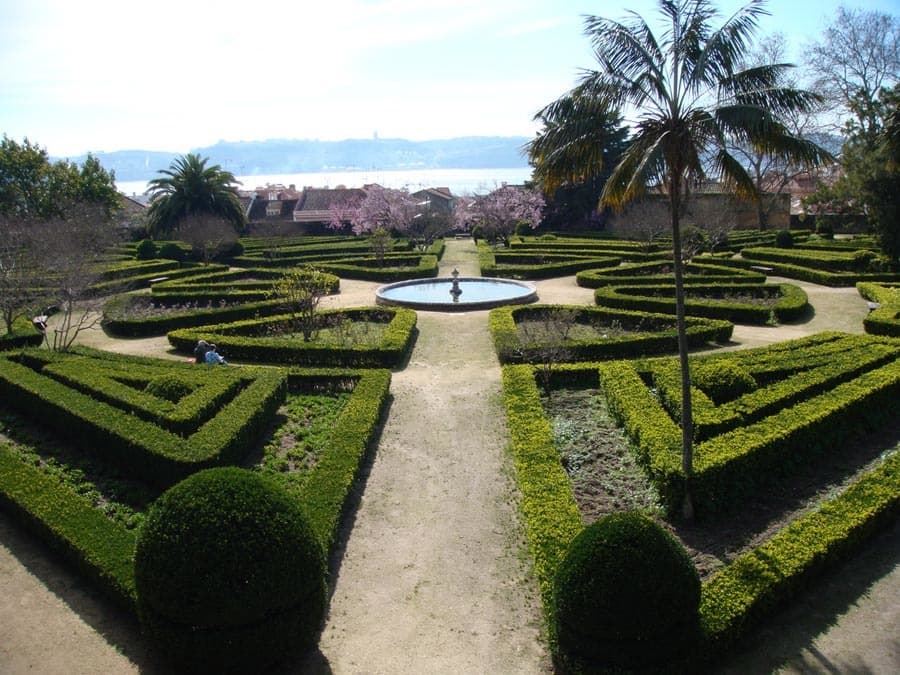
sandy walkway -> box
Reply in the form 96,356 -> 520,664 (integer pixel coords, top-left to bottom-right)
0,241 -> 896,674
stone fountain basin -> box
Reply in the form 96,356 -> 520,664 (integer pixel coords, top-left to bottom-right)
375,277 -> 538,312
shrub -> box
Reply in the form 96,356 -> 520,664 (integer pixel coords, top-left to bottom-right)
143,374 -> 194,402
692,359 -> 757,404
471,225 -> 483,242
134,467 -> 326,673
158,242 -> 186,262
135,238 -> 157,260
775,230 -> 794,248
816,222 -> 834,239
551,511 -> 701,673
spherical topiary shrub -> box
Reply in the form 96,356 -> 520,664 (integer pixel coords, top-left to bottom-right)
551,511 -> 701,674
135,238 -> 157,260
775,229 -> 794,248
692,359 -> 757,405
143,374 -> 194,402
134,467 -> 326,673
158,242 -> 186,262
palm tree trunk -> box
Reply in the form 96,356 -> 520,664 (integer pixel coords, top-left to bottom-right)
669,180 -> 695,520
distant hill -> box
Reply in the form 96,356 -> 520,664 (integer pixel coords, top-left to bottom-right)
57,136 -> 532,182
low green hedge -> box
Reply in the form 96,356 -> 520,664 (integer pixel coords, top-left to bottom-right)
482,251 -> 622,279
594,282 -> 809,324
501,364 -> 583,616
0,351 -> 287,487
499,352 -> 900,669
857,282 -> 900,337
102,296 -> 297,337
0,360 -> 391,627
576,261 -> 766,288
86,263 -> 228,297
741,246 -> 878,272
490,304 -> 733,364
167,306 -> 417,367
0,317 -> 43,350
699,447 -> 900,658
289,368 -> 392,550
598,333 -> 900,514
0,446 -> 138,609
317,254 -> 439,281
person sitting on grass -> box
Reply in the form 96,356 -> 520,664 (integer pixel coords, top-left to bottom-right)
204,344 -> 227,365
194,339 -> 211,364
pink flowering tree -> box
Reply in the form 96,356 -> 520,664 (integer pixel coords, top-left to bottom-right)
328,185 -> 417,236
454,185 -> 544,246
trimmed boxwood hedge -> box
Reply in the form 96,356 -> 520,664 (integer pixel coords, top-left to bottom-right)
576,261 -> 766,288
594,282 -> 809,324
0,317 -> 43,351
490,304 -> 733,364
0,350 -> 287,487
482,249 -> 623,279
857,282 -> 900,337
499,350 -> 900,669
0,445 -> 138,610
598,333 -> 900,514
0,356 -> 391,631
167,306 -> 417,367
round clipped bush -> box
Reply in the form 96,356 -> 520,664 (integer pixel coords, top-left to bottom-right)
692,359 -> 757,404
158,242 -> 186,262
135,238 -> 157,260
143,374 -> 194,402
775,229 -> 794,248
134,467 -> 326,673
551,511 -> 701,673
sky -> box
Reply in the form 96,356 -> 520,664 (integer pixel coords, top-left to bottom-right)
1,0 -> 897,158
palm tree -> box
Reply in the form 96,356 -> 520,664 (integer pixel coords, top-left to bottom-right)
536,0 -> 832,518
146,153 -> 245,238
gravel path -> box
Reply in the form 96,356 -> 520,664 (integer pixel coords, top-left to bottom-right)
0,242 -> 896,674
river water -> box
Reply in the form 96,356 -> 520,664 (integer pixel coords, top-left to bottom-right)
117,166 -> 534,198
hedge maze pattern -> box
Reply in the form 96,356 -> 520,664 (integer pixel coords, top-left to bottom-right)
0,348 -> 392,611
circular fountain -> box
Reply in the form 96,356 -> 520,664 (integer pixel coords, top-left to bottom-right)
376,268 -> 537,311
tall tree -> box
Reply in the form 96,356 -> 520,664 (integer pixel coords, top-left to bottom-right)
805,6 -> 899,139
0,136 -> 121,219
537,0 -> 832,517
146,153 -> 245,238
527,86 -> 630,230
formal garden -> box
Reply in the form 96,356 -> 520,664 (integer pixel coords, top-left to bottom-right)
2,0 -> 899,671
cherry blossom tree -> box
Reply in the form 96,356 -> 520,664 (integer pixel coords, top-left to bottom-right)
328,184 -> 417,236
455,184 -> 544,246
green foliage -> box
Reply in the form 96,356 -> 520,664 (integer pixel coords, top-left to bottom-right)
0,350 -> 287,487
268,266 -> 335,342
576,261 -> 766,288
491,304 -> 733,364
501,365 -> 583,616
599,333 -> 900,513
700,448 -> 900,656
134,467 -> 326,673
146,154 -> 245,238
157,241 -> 186,261
167,306 -> 417,368
691,360 -> 757,405
143,374 -> 194,402
594,282 -> 809,324
551,511 -> 701,673
858,282 -> 900,336
134,238 -> 158,260
0,136 -> 121,219
0,446 -> 137,610
774,230 -> 794,248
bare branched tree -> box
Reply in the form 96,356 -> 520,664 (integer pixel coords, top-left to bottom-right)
516,307 -> 581,399
0,215 -> 53,334
43,204 -> 121,350
805,6 -> 900,138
